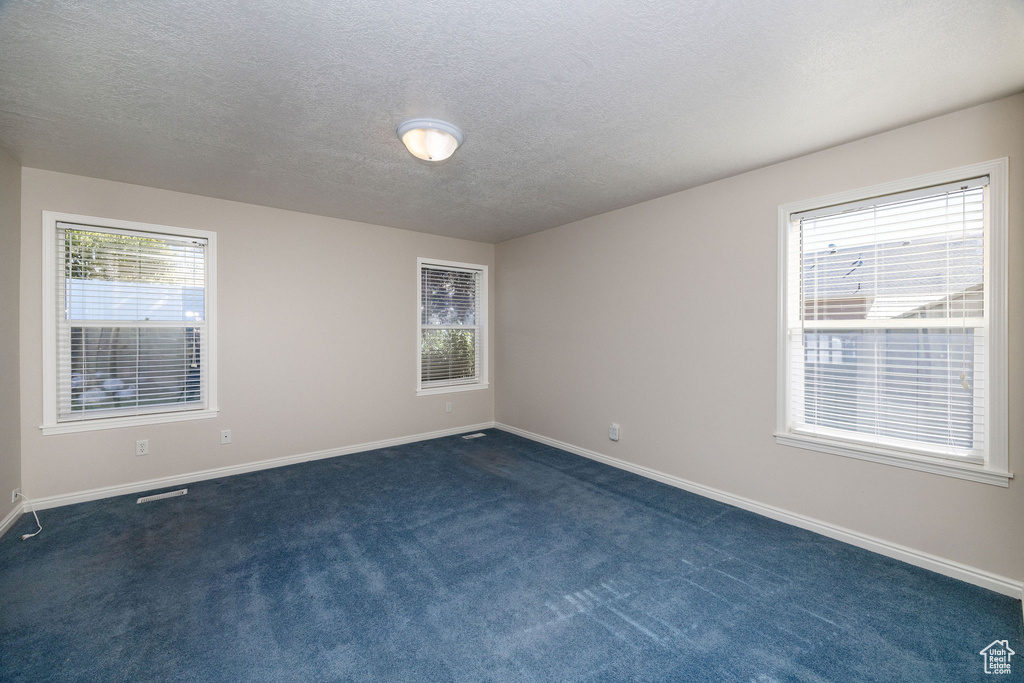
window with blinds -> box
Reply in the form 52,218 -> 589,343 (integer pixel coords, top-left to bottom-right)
778,161 -> 1008,484
43,214 -> 217,432
417,259 -> 488,394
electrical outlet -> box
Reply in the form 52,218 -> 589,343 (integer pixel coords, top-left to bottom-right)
445,401 -> 452,414
609,423 -> 620,442
136,439 -> 149,456
11,488 -> 20,504
220,429 -> 232,445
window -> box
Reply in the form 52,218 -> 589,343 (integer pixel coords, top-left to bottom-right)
417,258 -> 488,395
776,160 -> 1009,485
42,212 -> 217,434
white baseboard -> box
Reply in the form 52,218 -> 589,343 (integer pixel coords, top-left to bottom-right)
26,422 -> 498,512
495,423 -> 1024,600
0,502 -> 23,539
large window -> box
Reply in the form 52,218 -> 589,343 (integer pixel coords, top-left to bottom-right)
42,213 -> 218,434
777,160 -> 1008,485
417,258 -> 488,395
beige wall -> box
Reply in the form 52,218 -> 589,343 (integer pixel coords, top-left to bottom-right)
19,169 -> 494,500
0,146 -> 21,522
494,94 -> 1024,582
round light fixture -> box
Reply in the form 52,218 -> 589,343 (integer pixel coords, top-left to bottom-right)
397,118 -> 464,162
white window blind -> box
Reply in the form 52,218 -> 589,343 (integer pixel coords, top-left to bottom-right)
55,222 -> 208,422
418,260 -> 486,392
785,179 -> 988,462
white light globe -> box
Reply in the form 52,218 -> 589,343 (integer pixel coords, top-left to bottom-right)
397,119 -> 464,161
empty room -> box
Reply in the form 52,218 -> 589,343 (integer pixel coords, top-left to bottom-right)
0,1 -> 1022,681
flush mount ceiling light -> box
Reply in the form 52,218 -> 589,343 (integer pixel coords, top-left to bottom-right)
397,118 -> 464,162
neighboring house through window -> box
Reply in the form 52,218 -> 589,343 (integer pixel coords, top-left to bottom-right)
417,258 -> 488,395
776,160 -> 1009,485
42,212 -> 218,434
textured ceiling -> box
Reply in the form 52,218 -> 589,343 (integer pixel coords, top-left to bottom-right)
1,0 -> 1022,243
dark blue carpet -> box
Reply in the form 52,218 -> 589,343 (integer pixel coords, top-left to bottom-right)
1,429 -> 1020,682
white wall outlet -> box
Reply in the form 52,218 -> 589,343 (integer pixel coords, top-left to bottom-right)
609,423 -> 620,441
136,439 -> 150,456
445,401 -> 452,414
220,429 -> 232,445
11,488 -> 20,504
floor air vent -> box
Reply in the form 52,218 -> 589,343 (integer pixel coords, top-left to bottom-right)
137,488 -> 188,504
462,433 -> 487,439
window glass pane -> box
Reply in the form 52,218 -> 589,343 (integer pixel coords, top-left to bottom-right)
801,188 -> 984,322
63,228 -> 205,322
421,329 -> 476,384
802,329 -> 976,450
421,267 -> 477,326
68,326 -> 202,415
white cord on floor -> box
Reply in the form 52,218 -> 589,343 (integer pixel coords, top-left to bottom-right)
14,492 -> 42,540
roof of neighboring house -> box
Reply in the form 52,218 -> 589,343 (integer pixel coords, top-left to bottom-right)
802,237 -> 983,319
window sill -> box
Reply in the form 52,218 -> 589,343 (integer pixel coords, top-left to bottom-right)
416,382 -> 489,397
42,408 -> 219,435
774,431 -> 1011,486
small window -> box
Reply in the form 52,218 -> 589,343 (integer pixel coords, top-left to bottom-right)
417,258 -> 488,395
776,160 -> 1009,485
42,213 -> 218,434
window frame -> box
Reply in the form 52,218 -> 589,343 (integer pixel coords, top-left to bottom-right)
775,159 -> 1010,486
416,257 -> 489,396
41,211 -> 218,435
